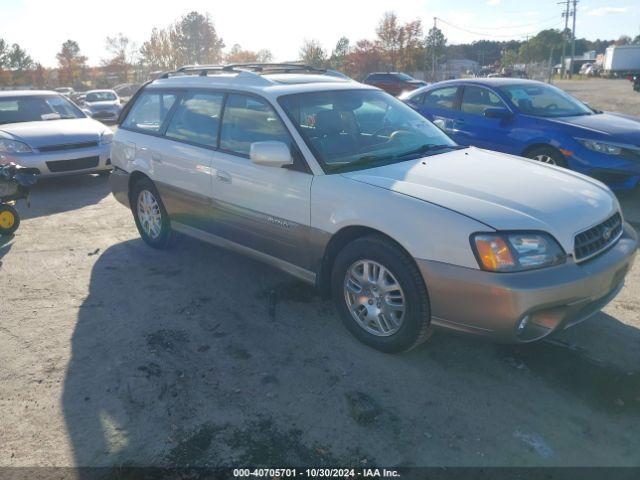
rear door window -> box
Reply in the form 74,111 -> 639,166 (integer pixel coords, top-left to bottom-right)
423,87 -> 459,110
122,91 -> 177,133
164,92 -> 224,147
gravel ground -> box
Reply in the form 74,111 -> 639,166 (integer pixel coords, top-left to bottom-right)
0,80 -> 639,470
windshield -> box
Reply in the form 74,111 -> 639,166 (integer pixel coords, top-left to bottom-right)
279,89 -> 458,173
0,95 -> 85,125
395,73 -> 414,81
86,91 -> 117,102
498,83 -> 592,117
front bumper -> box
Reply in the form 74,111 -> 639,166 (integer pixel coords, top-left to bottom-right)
6,144 -> 112,177
417,223 -> 638,343
90,110 -> 120,123
568,147 -> 640,191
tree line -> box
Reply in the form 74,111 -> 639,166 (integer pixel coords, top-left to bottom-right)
1,10 -> 639,88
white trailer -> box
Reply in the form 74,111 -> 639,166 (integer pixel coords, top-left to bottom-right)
603,45 -> 640,75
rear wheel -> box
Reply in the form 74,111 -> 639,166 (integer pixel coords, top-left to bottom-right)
525,146 -> 567,167
331,235 -> 432,353
131,177 -> 173,249
0,204 -> 19,236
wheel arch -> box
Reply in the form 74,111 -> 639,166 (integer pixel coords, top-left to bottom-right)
521,142 -> 560,157
128,170 -> 152,203
316,225 -> 419,297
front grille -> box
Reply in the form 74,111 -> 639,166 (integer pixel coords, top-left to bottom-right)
46,156 -> 99,173
38,141 -> 98,152
574,212 -> 623,262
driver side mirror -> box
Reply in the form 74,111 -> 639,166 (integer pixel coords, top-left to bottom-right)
250,141 -> 293,168
483,107 -> 511,119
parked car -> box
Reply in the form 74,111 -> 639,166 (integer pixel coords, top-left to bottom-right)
632,74 -> 640,92
109,65 -> 637,353
83,89 -> 121,123
54,87 -> 74,98
113,83 -> 141,105
401,78 -> 640,191
0,91 -> 113,176
363,72 -> 427,96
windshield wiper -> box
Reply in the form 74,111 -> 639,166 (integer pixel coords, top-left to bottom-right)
394,144 -> 465,160
328,154 -> 393,173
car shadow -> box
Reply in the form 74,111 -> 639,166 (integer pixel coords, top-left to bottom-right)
19,174 -> 110,220
0,234 -> 12,262
62,235 -> 640,469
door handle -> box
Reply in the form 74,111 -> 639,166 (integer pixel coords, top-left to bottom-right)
216,170 -> 231,183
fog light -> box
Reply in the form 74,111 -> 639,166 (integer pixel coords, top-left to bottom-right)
517,315 -> 530,334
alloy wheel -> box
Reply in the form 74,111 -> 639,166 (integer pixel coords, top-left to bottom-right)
137,190 -> 162,240
343,259 -> 406,337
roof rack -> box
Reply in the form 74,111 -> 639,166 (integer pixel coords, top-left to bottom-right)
225,63 -> 327,74
159,63 -> 329,79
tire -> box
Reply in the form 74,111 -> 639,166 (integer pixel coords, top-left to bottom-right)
524,146 -> 567,168
0,203 -> 20,236
130,177 -> 173,249
331,235 -> 433,353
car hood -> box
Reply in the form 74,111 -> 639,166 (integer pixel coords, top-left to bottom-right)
341,147 -> 619,253
548,112 -> 640,145
0,118 -> 105,148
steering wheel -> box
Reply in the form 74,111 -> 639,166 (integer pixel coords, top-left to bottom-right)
372,125 -> 399,138
545,103 -> 559,111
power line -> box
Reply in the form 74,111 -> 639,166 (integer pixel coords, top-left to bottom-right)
440,13 -> 561,31
436,17 -> 565,40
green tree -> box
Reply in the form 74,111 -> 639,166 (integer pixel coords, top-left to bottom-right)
170,11 -> 225,66
56,40 -> 87,86
329,37 -> 351,70
425,25 -> 446,79
299,39 -> 327,67
518,29 -> 563,63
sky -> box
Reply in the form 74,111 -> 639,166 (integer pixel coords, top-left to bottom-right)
0,0 -> 639,67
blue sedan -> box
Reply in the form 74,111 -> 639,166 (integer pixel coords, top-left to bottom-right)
401,78 -> 640,191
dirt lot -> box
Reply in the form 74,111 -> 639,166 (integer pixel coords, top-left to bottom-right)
555,77 -> 640,116
1,79 -> 639,470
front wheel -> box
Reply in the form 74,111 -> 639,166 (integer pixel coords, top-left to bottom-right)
331,235 -> 433,353
525,146 -> 567,167
131,177 -> 173,249
0,204 -> 19,236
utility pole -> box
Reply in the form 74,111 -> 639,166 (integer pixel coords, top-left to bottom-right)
569,0 -> 578,78
432,17 -> 437,82
559,0 -> 570,78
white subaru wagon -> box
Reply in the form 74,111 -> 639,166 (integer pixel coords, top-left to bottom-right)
110,64 -> 637,353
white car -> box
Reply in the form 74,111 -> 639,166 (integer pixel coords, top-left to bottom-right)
0,91 -> 113,176
109,64 -> 637,352
83,89 -> 122,123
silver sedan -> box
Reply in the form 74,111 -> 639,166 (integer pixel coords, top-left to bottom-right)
0,91 -> 113,177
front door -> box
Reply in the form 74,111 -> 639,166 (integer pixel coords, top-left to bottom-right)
210,93 -> 313,271
454,85 -> 516,152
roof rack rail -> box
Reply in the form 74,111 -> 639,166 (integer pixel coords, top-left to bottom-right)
225,63 -> 327,74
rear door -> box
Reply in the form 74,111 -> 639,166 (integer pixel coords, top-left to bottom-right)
209,93 -> 313,271
454,85 -> 515,151
154,90 -> 225,230
418,86 -> 461,141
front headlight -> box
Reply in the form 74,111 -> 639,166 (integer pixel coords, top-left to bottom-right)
0,139 -> 32,153
471,232 -> 566,272
100,132 -> 113,145
576,138 -> 622,156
